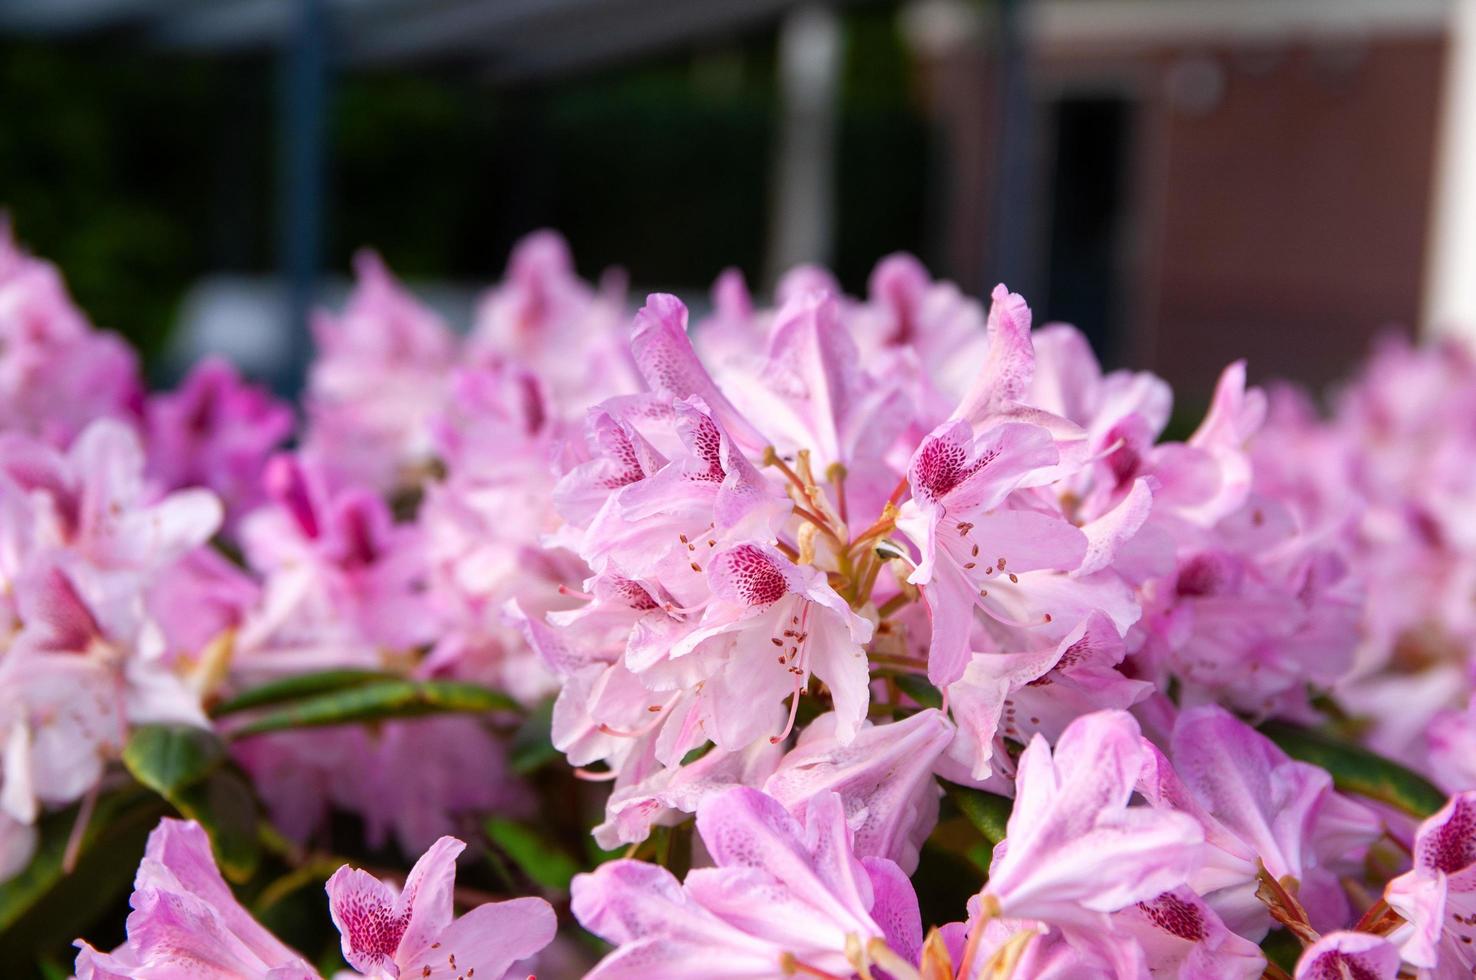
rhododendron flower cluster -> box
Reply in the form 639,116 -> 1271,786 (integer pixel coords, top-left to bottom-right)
2,219 -> 1476,978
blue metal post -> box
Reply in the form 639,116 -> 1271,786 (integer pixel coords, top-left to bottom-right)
278,0 -> 329,395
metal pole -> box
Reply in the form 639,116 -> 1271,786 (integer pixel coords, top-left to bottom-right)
764,3 -> 842,288
988,0 -> 1034,294
278,0 -> 329,395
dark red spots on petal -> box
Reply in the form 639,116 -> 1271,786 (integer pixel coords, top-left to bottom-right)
1421,796 -> 1476,874
1298,952 -> 1381,980
1136,892 -> 1206,942
599,428 -> 646,488
914,437 -> 980,501
608,576 -> 661,611
687,414 -> 727,483
716,544 -> 789,606
339,893 -> 410,963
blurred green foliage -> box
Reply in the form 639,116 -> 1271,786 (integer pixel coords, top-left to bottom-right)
0,11 -> 928,368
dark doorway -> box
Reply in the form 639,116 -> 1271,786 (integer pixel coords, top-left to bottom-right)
1040,94 -> 1133,366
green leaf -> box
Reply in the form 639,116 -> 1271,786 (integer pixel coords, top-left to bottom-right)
122,724 -> 227,796
510,698 -> 560,775
211,669 -> 400,716
0,789 -> 163,950
36,956 -> 71,980
168,769 -> 262,882
944,782 -> 1012,846
1260,926 -> 1302,975
893,673 -> 943,710
227,680 -> 522,737
121,725 -> 260,881
1260,720 -> 1447,818
484,818 -> 581,892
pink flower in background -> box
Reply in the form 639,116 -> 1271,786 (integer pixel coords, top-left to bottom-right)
0,221 -> 141,447
234,453 -> 436,676
145,356 -> 293,526
328,836 -> 555,979
74,819 -> 318,979
305,250 -> 457,492
0,418 -> 222,575
468,229 -> 634,405
146,544 -> 260,666
854,253 -> 991,412
236,715 -> 530,856
0,558 -> 209,820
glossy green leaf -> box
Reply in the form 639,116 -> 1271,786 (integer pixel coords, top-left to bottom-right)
1260,720 -> 1447,818
228,679 -> 522,737
510,698 -> 560,775
168,769 -> 262,882
211,669 -> 400,716
484,818 -> 580,892
893,673 -> 943,710
0,789 -> 162,950
121,725 -> 260,882
943,782 -> 1013,846
121,724 -> 227,795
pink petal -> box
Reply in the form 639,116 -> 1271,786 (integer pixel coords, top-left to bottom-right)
326,865 -> 410,975
629,294 -> 765,454
399,896 -> 556,980
396,836 -> 465,964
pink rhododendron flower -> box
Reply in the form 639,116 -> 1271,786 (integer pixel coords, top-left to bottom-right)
0,221 -> 141,446
977,710 -> 1204,928
145,356 -> 293,526
763,707 -> 954,873
1293,931 -> 1400,980
573,787 -> 922,978
895,418 -> 1096,687
74,819 -> 318,979
328,836 -> 555,979
468,229 -> 634,405
1139,704 -> 1380,937
236,715 -> 530,855
16,225 -> 1476,979
305,251 -> 458,492
1386,791 -> 1476,973
234,453 -> 436,676
1111,887 -> 1264,979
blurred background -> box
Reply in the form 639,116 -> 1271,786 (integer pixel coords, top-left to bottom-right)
1,0 -> 1472,401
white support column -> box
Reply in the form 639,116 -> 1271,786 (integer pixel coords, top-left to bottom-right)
764,3 -> 842,288
1426,0 -> 1476,341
